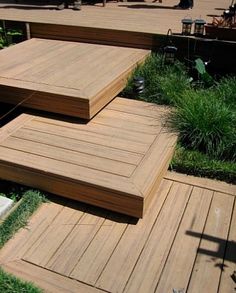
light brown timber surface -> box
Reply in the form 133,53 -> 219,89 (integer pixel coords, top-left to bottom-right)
0,173 -> 235,293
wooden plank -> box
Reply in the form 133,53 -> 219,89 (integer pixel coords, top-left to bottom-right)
155,187 -> 213,293
0,84 -> 89,118
165,171 -> 236,196
0,146 -> 140,196
118,182 -> 192,293
0,38 -> 55,74
32,113 -> 156,144
28,117 -> 153,153
45,207 -> 107,276
97,106 -> 164,126
133,131 -> 177,197
106,97 -> 170,119
85,50 -> 148,98
218,197 -> 236,293
0,99 -> 176,218
0,201 -> 64,265
0,113 -> 33,143
14,127 -> 143,165
70,213 -> 129,285
92,108 -> 161,134
22,204 -> 86,267
0,76 -> 85,99
2,260 -> 104,293
1,136 -> 136,177
16,42 -> 98,83
94,179 -> 174,293
0,39 -> 79,78
0,163 -> 144,218
0,39 -> 150,119
187,192 -> 234,293
30,23 -> 154,49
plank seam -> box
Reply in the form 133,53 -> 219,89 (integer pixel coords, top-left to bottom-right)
0,144 -> 135,178
23,203 -> 86,267
67,215 -> 108,277
91,221 -> 131,287
20,202 -> 68,261
185,191 -> 215,293
12,259 -> 109,293
11,131 -> 139,167
121,180 -> 174,292
24,123 -> 149,155
164,172 -> 236,196
153,184 -> 194,292
217,195 -> 236,293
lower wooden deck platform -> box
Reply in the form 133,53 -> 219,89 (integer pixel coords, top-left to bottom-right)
0,172 -> 235,293
0,38 -> 149,119
0,97 -> 176,218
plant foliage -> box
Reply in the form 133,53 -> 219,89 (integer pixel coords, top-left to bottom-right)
0,268 -> 42,293
168,89 -> 236,161
0,190 -> 46,248
171,146 -> 236,184
122,53 -> 236,181
121,53 -> 191,105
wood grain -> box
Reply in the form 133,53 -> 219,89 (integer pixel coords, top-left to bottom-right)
0,98 -> 176,217
0,39 -> 149,118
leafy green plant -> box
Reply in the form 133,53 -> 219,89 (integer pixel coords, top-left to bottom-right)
0,268 -> 42,293
193,58 -> 214,87
0,24 -> 24,48
0,190 -> 46,248
168,89 -> 236,161
6,29 -> 23,45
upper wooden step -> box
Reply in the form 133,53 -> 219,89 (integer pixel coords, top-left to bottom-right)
0,97 -> 177,218
0,38 -> 149,119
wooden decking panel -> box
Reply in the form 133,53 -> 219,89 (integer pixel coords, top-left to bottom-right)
0,0 -> 230,47
0,97 -> 176,217
0,175 -> 235,293
0,38 -> 149,119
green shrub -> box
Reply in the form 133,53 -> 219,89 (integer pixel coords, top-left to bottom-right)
168,89 -> 236,161
123,54 -> 236,179
122,53 -> 190,105
214,76 -> 236,109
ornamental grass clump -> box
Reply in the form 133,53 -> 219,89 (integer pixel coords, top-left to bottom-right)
169,89 -> 236,162
122,53 -> 190,105
214,76 -> 236,109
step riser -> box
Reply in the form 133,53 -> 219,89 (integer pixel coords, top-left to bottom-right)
0,98 -> 177,218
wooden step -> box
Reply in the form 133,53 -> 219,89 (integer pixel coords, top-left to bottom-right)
0,98 -> 177,218
0,38 -> 149,119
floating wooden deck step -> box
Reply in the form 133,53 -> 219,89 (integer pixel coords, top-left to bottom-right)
0,38 -> 149,119
0,98 -> 177,218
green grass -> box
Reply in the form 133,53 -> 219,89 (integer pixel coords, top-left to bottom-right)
0,190 -> 46,293
122,53 -> 236,182
214,76 -> 236,109
0,190 -> 45,249
168,89 -> 236,162
121,53 -> 191,105
0,268 -> 42,293
170,146 -> 236,184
